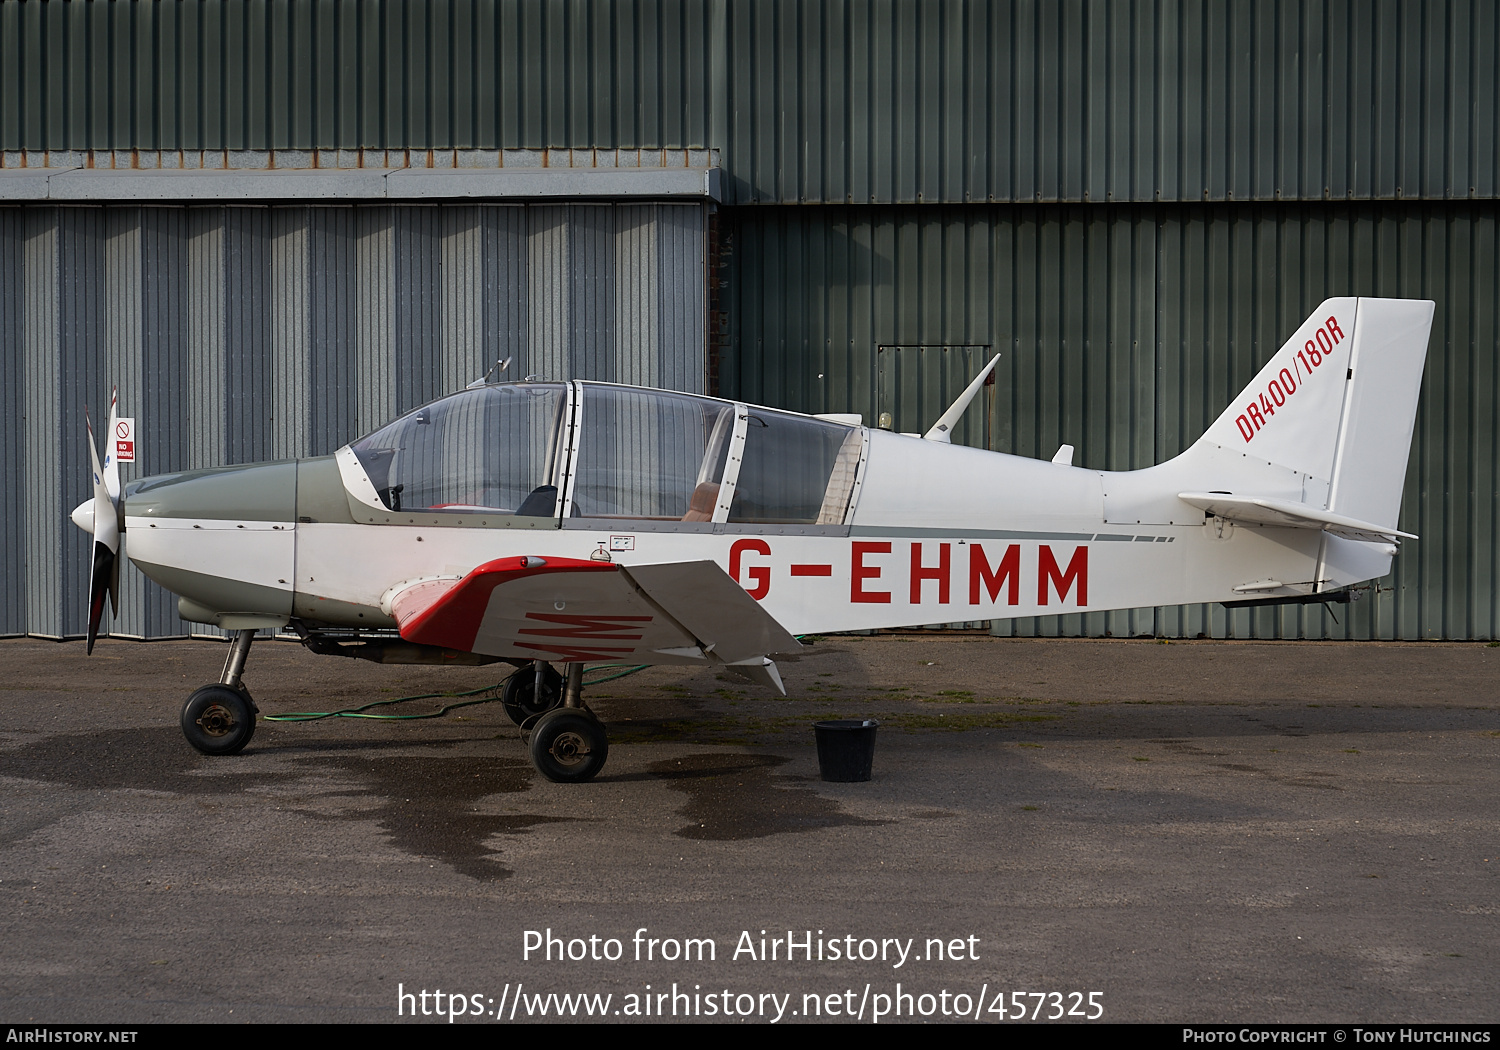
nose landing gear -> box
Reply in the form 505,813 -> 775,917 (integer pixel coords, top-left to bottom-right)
180,630 -> 259,755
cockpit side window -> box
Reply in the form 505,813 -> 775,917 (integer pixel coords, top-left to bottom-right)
569,386 -> 735,519
728,411 -> 855,525
350,384 -> 566,516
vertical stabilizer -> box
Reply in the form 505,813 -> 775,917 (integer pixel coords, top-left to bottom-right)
1184,297 -> 1433,592
1197,297 -> 1360,494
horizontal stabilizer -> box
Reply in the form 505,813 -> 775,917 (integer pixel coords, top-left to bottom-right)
387,556 -> 798,691
1177,492 -> 1417,544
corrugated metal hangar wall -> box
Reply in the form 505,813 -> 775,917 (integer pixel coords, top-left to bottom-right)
1,0 -> 1496,641
1,202 -> 708,639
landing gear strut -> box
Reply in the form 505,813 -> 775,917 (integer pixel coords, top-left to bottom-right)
180,630 -> 259,756
520,661 -> 609,783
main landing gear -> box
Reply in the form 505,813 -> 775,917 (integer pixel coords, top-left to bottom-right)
509,661 -> 609,784
180,629 -> 259,756
178,636 -> 607,782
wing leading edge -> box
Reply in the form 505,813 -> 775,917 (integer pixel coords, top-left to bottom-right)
385,556 -> 801,693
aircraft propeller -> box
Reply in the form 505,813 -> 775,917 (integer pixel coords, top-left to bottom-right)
73,390 -> 124,653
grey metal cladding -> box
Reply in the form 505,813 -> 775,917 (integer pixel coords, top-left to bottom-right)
568,205 -> 616,384
352,206 -> 396,438
439,206 -> 485,399
0,209 -> 23,635
3,1 -> 1495,205
21,212 -> 59,637
307,208 -> 360,457
2,200 -> 709,639
653,204 -> 708,394
721,200 -> 1499,641
185,209 -> 226,472
393,206 -> 443,414
223,208 -> 273,464
109,206 -> 148,639
482,204 -> 528,387
55,208 -> 104,641
269,208 -> 311,462
135,208 -> 194,638
528,205 -> 570,382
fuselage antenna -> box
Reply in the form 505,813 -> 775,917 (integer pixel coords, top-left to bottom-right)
467,356 -> 514,389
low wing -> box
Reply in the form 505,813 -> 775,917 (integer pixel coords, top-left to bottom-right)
385,556 -> 801,692
1177,492 -> 1417,544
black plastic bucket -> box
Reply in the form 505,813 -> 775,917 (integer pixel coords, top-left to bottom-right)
813,719 -> 880,782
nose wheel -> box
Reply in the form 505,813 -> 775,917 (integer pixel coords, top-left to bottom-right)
181,684 -> 256,755
180,630 -> 259,756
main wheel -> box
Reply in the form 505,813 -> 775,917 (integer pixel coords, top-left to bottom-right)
502,663 -> 563,726
180,684 -> 256,756
528,708 -> 608,783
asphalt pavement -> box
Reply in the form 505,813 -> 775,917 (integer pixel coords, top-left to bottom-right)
1,634 -> 1496,1024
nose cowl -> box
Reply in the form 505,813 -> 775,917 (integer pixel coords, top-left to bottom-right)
120,460 -> 300,630
125,460 -> 298,522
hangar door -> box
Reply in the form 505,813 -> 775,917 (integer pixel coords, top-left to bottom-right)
0,202 -> 709,639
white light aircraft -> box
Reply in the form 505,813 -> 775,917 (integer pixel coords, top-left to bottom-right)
72,297 -> 1434,782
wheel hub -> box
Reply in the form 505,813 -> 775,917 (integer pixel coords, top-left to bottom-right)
548,731 -> 592,766
195,703 -> 237,737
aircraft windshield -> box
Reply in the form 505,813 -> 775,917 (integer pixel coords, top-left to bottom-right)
350,384 -> 567,516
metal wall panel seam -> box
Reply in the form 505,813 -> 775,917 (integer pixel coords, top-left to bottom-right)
306,208 -> 353,456
354,206 -> 396,436
567,203 -> 615,383
140,207 -> 193,638
440,205 -> 483,396
614,203 -> 656,388
183,207 -> 225,638
528,204 -> 570,382
269,209 -> 310,461
23,210 -> 60,637
0,210 -> 24,633
103,207 -> 144,639
56,208 -> 105,641
484,204 -> 527,388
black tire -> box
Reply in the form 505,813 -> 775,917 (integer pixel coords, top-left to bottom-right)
528,708 -> 608,783
502,663 -> 563,726
180,684 -> 256,756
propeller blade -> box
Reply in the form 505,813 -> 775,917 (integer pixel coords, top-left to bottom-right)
103,386 -> 122,503
84,407 -> 119,654
102,387 -> 122,615
87,543 -> 115,656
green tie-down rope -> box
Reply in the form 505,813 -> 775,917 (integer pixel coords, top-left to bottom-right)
262,663 -> 650,722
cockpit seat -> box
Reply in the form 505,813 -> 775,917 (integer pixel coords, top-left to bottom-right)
682,482 -> 720,522
514,485 -> 559,517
